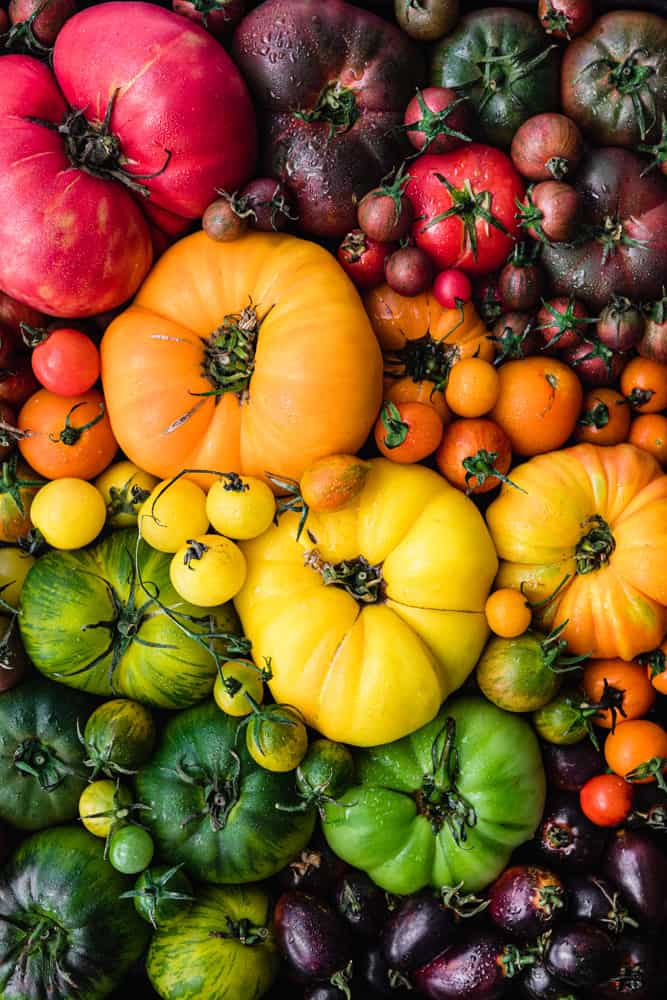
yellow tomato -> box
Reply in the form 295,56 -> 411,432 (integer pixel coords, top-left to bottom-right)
0,548 -> 35,607
30,478 -> 106,549
79,780 -> 132,838
139,478 -> 209,553
246,705 -> 308,773
170,534 -> 247,607
95,460 -> 158,527
206,474 -> 276,540
213,660 -> 264,717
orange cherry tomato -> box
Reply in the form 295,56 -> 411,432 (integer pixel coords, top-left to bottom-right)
628,413 -> 667,467
621,357 -> 667,414
574,388 -> 631,446
374,400 -> 443,464
384,376 -> 451,424
579,774 -> 634,828
582,659 -> 656,730
639,639 -> 667,695
445,357 -> 500,418
484,587 -> 532,638
604,719 -> 667,785
436,418 -> 515,494
18,389 -> 118,481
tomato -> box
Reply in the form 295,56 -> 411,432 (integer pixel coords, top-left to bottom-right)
604,720 -> 667,786
538,0 -> 593,40
384,247 -> 434,297
0,358 -> 39,410
532,690 -> 591,746
30,477 -> 106,550
79,780 -> 134,839
0,455 -> 44,543
510,113 -> 584,183
246,704 -> 308,774
8,0 -> 75,47
337,230 -> 394,291
433,269 -> 473,309
403,87 -> 471,155
299,454 -> 371,514
30,328 -> 100,397
213,660 -> 265,717
205,474 -> 275,541
582,660 -> 656,731
445,358 -> 500,418
296,739 -> 356,810
139,478 -> 209,553
498,247 -> 545,312
580,774 -> 634,828
484,588 -> 532,639
436,417 -> 515,494
109,825 -> 155,875
82,699 -> 156,781
407,145 -> 524,275
202,194 -> 249,243
629,414 -> 667,466
621,357 -> 667,414
575,389 -> 631,446
172,0 -> 244,40
476,630 -> 567,713
640,641 -> 667,695
518,181 -> 579,244
357,170 -> 414,244
374,401 -> 443,464
170,535 -> 247,608
123,863 -> 194,929
0,546 -> 35,608
95,460 -> 159,528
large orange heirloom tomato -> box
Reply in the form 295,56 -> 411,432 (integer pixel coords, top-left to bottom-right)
101,232 -> 383,488
487,444 -> 667,661
234,459 -> 498,746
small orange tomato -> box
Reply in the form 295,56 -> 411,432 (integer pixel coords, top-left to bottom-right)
639,640 -> 667,695
621,356 -> 667,413
484,588 -> 532,638
436,418 -> 515,494
445,357 -> 500,418
300,454 -> 371,512
582,660 -> 656,730
18,389 -> 118,481
604,719 -> 667,785
374,401 -> 443,464
574,388 -> 631,446
628,413 -> 667,467
384,376 -> 451,424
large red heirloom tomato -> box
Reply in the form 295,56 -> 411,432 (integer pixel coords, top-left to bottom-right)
0,2 -> 256,317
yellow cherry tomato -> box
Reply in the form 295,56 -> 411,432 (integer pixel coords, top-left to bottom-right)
169,534 -> 247,607
30,478 -> 106,549
79,780 -> 132,838
213,660 -> 265,717
0,548 -> 35,607
246,705 -> 308,773
485,588 -> 532,638
95,460 -> 158,527
206,474 -> 276,540
139,478 -> 209,553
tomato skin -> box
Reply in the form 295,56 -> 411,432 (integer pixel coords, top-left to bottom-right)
445,357 -> 500,418
139,478 -> 209,553
109,825 -> 155,875
246,705 -> 308,774
30,478 -> 106,549
436,418 -> 513,494
31,328 -> 100,397
205,475 -> 275,541
374,401 -> 443,464
629,414 -> 667,467
580,774 -> 633,828
484,588 -> 532,639
582,660 -> 655,731
337,230 -> 394,291
169,534 -> 247,607
604,720 -> 667,784
433,269 -> 472,309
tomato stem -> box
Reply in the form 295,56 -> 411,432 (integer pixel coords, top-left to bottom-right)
384,332 -> 461,393
424,174 -> 509,259
0,0 -> 54,55
401,90 -> 471,154
50,401 -> 105,446
294,81 -> 359,139
304,548 -> 385,604
574,515 -> 616,574
462,448 -> 525,495
201,302 -> 271,400
119,863 -> 194,929
625,756 -> 667,792
380,401 -> 409,449
639,113 -> 667,175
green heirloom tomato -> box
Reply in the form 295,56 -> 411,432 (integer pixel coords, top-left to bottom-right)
147,884 -> 279,1000
0,825 -> 150,1000
122,864 -> 194,928
82,698 -> 156,779
322,695 -> 546,894
0,677 -> 95,830
475,629 -> 585,712
18,529 -> 244,709
532,689 -> 593,745
296,739 -> 356,809
108,825 -> 155,874
135,700 -> 316,884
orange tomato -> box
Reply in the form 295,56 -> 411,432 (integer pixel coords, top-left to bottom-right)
640,639 -> 667,695
629,413 -> 667,467
604,719 -> 667,785
374,401 -> 443,464
436,418 -> 514,494
581,659 -> 655,730
445,357 -> 500,418
484,588 -> 532,638
385,377 -> 451,424
490,356 -> 583,457
300,454 -> 371,512
18,389 -> 118,481
575,388 -> 631,446
621,357 -> 667,414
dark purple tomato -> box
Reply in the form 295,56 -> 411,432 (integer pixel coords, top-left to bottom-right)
274,843 -> 343,900
304,986 -> 350,1000
519,182 -> 579,244
596,297 -> 644,353
490,312 -> 539,364
520,962 -> 582,1000
488,866 -> 566,939
498,258 -> 545,312
0,359 -> 39,409
337,230 -> 394,290
359,944 -> 412,997
357,175 -> 414,243
334,869 -> 389,937
240,177 -> 297,232
546,922 -> 616,988
382,891 -> 457,972
542,740 -> 605,793
603,829 -> 667,924
474,275 -> 504,325
562,339 -> 626,387
403,87 -> 471,155
8,0 -> 76,47
596,934 -> 657,999
273,892 -> 353,984
171,0 -> 245,40
536,794 -> 609,870
385,246 -> 434,296
565,874 -> 636,935
414,930 -> 514,1000
536,297 -> 592,354
0,617 -> 29,693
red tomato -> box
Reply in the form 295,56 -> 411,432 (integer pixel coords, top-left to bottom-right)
580,774 -> 634,827
407,145 -> 525,275
374,401 -> 443,464
31,329 -> 100,397
337,230 -> 394,290
433,269 -> 472,309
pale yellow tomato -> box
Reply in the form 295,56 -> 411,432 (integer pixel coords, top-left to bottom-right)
0,548 -> 35,607
213,660 -> 264,717
95,461 -> 158,527
169,534 -> 246,607
30,478 -> 106,549
206,474 -> 275,540
139,478 -> 208,553
79,780 -> 132,838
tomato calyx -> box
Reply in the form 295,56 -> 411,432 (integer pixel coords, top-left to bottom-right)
585,214 -> 649,266
0,0 -> 52,55
423,174 -> 509,260
304,548 -> 385,604
294,80 -> 359,138
202,302 -> 267,400
625,755 -> 667,792
578,400 -> 610,430
626,386 -> 655,409
107,481 -> 152,523
14,915 -> 71,994
265,472 -> 309,542
0,455 -> 44,515
575,514 -> 616,574
187,0 -> 237,22
638,647 -> 666,680
80,780 -> 152,857
630,802 -> 667,832
401,89 -> 471,154
209,915 -> 270,946
539,0 -> 573,40
537,622 -> 590,675
211,187 -> 256,222
474,44 -> 558,111
516,186 -> 549,243
379,401 -> 409,449
462,448 -> 525,495
169,751 -> 242,832
18,322 -> 50,349
603,50 -> 656,140
489,318 -> 535,364
339,229 -> 369,263
182,538 -> 209,569
49,400 -> 105,447
639,113 -> 667,175
416,717 -> 477,843
76,720 -> 138,781
538,883 -> 567,919
119,863 -> 194,929
385,332 -> 462,394
13,737 -> 80,790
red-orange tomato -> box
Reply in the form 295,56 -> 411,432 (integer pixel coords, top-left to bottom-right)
384,377 -> 451,424
641,639 -> 667,695
579,774 -> 634,828
574,388 -> 631,446
18,389 -> 118,480
374,401 -> 444,464
629,413 -> 667,467
621,357 -> 667,413
581,659 -> 656,730
436,418 -> 513,494
604,719 -> 667,784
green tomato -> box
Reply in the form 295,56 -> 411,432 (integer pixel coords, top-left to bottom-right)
83,698 -> 156,779
213,660 -> 264,717
123,864 -> 194,928
296,739 -> 356,807
532,689 -> 591,745
246,704 -> 308,773
109,825 -> 155,874
476,632 -> 562,713
322,695 -> 546,894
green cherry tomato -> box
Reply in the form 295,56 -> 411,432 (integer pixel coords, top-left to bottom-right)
123,864 -> 194,928
246,705 -> 308,773
532,689 -> 592,745
213,660 -> 264,717
296,739 -> 356,806
109,825 -> 155,874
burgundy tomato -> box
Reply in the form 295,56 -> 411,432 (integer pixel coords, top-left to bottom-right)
597,297 -> 644,353
0,10 -> 8,34
8,0 -> 76,47
562,339 -> 626,387
637,293 -> 667,364
511,113 -> 584,182
518,181 -> 579,244
490,312 -> 539,364
385,247 -> 434,297
498,247 -> 545,311
407,145 -> 525,275
433,269 -> 472,309
357,170 -> 413,244
171,0 -> 245,40
414,930 -> 516,1000
474,275 -> 504,325
240,178 -> 296,233
488,865 -> 566,939
402,87 -> 471,155
538,0 -> 593,41
537,297 -> 593,353
580,775 -> 634,828
0,358 -> 39,409
337,230 -> 393,290
545,922 -> 615,988
31,328 -> 100,397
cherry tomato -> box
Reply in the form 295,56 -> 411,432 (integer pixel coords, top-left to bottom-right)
139,478 -> 209,553
604,720 -> 667,785
31,328 -> 100,397
213,660 -> 264,717
79,780 -> 133,839
95,460 -> 159,528
0,547 -> 35,608
485,588 -> 532,638
245,704 -> 308,773
579,774 -> 634,827
640,641 -> 667,695
30,478 -> 106,550
336,230 -> 394,291
128,865 -> 194,928
170,534 -> 247,607
205,473 -> 275,540
582,660 -> 656,730
433,269 -> 473,309
445,357 -> 500,417
374,400 -> 443,463
108,825 -> 155,875
621,357 -> 667,413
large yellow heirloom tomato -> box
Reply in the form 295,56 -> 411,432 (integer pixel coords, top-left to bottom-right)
235,459 -> 498,746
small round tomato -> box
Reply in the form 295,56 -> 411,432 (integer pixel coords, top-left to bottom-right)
300,454 -> 370,513
95,460 -> 159,527
580,774 -> 634,828
0,547 -> 35,608
128,864 -> 194,929
538,0 -> 593,40
336,230 -> 394,291
433,269 -> 473,309
436,418 -> 515,494
205,473 -> 275,540
629,413 -> 667,467
0,455 -> 42,543
385,377 -> 450,424
213,660 -> 264,717
170,534 -> 247,607
245,704 -> 308,773
30,478 -> 106,549
640,641 -> 667,695
575,389 -> 631,446
79,780 -> 133,839
384,246 -> 434,297
445,357 -> 500,417
374,401 -> 443,464
357,172 -> 413,243
139,478 -> 209,553
108,825 -> 155,875
604,720 -> 667,785
485,588 -> 532,638
621,357 -> 667,414
30,328 -> 100,397
18,389 -> 118,481
582,660 -> 656,730
403,87 -> 471,155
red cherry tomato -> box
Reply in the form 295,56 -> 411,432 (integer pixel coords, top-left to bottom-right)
31,329 -> 100,397
579,773 -> 634,828
433,269 -> 472,309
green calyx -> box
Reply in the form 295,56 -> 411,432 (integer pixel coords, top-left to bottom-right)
0,0 -> 53,56
475,43 -> 557,109
638,646 -> 666,680
639,114 -> 667,175
626,756 -> 667,792
379,400 -> 409,450
424,174 -> 509,259
373,163 -> 412,224
539,0 -> 573,39
0,454 -> 45,515
569,337 -> 617,377
294,80 -> 359,138
168,752 -> 242,832
416,717 -> 477,843
119,864 -> 194,929
608,50 -> 656,138
13,915 -> 75,997
462,448 -> 525,495
385,329 -> 464,394
538,621 -> 590,674
402,89 -> 471,153
490,319 -> 534,364
77,721 -> 137,781
304,548 -> 385,604
578,400 -> 610,430
210,916 -> 270,946
202,303 -> 263,399
575,514 -> 616,574
50,401 -> 105,447
535,295 -> 595,352
590,877 -> 638,935
589,214 -> 649,266
107,481 -> 151,522
516,187 -> 548,243
13,738 -> 78,791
